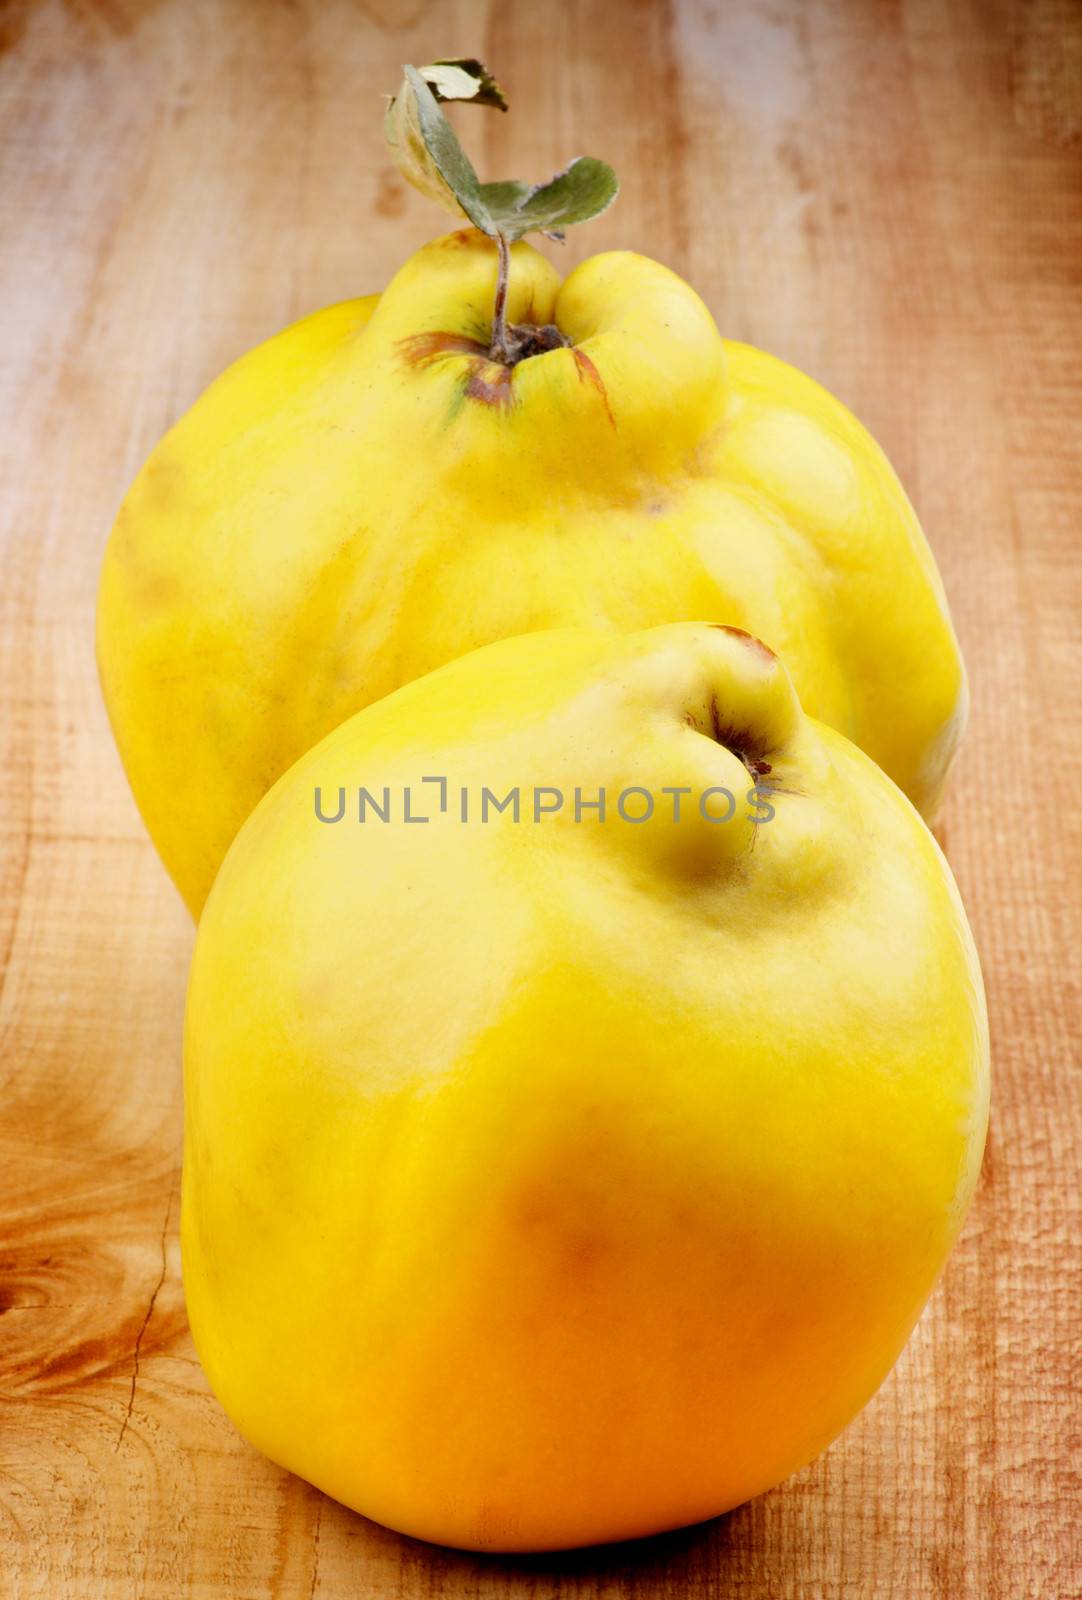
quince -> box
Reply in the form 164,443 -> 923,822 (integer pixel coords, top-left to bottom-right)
98,230 -> 966,916
182,621 -> 988,1552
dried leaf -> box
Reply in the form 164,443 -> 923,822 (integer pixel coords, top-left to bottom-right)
420,59 -> 508,111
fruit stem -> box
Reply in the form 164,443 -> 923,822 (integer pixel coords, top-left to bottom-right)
490,232 -> 512,363
486,233 -> 571,367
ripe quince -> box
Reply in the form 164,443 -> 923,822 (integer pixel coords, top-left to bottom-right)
98,230 -> 967,915
182,621 -> 988,1552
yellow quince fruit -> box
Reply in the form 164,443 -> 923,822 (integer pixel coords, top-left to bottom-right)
183,621 -> 988,1552
98,229 -> 966,917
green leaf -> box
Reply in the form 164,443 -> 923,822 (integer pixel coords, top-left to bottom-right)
477,179 -> 533,214
488,158 -> 619,242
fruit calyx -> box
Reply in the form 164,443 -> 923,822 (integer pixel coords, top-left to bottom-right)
384,59 -> 617,364
496,317 -> 571,369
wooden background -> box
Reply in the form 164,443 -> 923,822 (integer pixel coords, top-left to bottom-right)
2,0 -> 1080,1594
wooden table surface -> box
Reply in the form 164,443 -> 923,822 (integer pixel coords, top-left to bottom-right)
2,1 -> 1080,1594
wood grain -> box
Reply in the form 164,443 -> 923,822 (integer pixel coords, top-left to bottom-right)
1,0 -> 1080,1594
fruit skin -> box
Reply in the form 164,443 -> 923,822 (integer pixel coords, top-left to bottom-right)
182,621 -> 988,1553
98,230 -> 967,917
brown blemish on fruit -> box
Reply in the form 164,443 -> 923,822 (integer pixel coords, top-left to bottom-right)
712,623 -> 777,662
398,331 -> 518,410
708,691 -> 767,756
705,691 -> 776,782
572,347 -> 616,428
442,228 -> 487,250
399,331 -> 488,367
707,692 -> 724,743
463,361 -> 515,408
